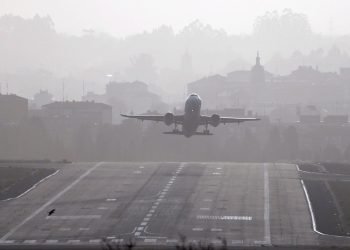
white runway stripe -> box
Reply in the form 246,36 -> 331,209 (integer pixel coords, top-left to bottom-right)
23,240 -> 36,244
144,238 -> 157,243
196,215 -> 252,220
166,239 -> 178,244
89,239 -> 101,243
67,239 -> 80,244
45,239 -> 58,244
264,163 -> 271,245
106,198 -> 116,201
0,240 -> 14,244
46,215 -> 101,219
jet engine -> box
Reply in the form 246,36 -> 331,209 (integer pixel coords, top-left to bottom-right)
210,114 -> 220,127
163,112 -> 174,126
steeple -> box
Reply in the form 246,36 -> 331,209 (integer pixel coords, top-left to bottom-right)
251,51 -> 265,84
256,51 -> 261,66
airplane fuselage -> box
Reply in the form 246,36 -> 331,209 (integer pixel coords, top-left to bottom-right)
183,94 -> 202,137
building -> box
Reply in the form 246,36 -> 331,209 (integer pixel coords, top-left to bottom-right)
32,90 -> 53,108
0,94 -> 28,124
42,101 -> 112,126
297,105 -> 321,123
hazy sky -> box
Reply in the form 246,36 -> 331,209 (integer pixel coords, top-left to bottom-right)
1,0 -> 350,36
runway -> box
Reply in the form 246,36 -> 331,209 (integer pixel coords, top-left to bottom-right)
0,162 -> 347,248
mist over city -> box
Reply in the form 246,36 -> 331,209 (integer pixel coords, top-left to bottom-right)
1,1 -> 350,249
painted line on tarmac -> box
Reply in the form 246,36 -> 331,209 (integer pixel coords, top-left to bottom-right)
106,198 -> 117,201
135,163 -> 185,237
45,239 -> 58,244
89,239 -> 101,243
0,162 -> 105,241
23,240 -> 37,244
67,239 -> 80,244
144,238 -> 157,243
231,240 -> 243,245
196,215 -> 252,220
46,215 -> 101,220
263,163 -> 271,245
166,239 -> 178,244
0,240 -> 14,244
199,207 -> 210,211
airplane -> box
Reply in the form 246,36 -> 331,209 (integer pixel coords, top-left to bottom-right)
121,93 -> 260,138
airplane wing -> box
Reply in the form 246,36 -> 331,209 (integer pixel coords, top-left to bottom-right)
219,117 -> 260,124
121,114 -> 184,124
200,115 -> 260,125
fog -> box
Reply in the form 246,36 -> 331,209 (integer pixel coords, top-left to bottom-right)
0,1 -> 350,163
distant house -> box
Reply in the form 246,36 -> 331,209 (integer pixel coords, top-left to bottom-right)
42,101 -> 112,126
82,81 -> 166,123
0,94 -> 28,124
33,90 -> 53,108
297,105 -> 321,123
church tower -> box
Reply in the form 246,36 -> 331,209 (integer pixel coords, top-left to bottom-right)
250,51 -> 265,84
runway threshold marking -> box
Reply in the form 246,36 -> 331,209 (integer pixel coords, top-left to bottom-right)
0,162 -> 105,241
45,239 -> 58,244
196,215 -> 252,220
263,163 -> 271,245
46,215 -> 101,220
89,239 -> 101,243
106,198 -> 117,201
23,240 -> 36,244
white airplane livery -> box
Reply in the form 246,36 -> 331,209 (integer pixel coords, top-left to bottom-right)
121,93 -> 260,137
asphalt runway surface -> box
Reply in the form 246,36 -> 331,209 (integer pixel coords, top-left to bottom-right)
0,162 -> 349,249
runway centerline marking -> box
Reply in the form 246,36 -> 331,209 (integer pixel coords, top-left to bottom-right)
264,163 -> 271,245
134,163 -> 185,237
0,162 -> 105,241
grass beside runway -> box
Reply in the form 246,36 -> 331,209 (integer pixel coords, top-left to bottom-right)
328,181 -> 350,235
0,166 -> 57,201
298,162 -> 350,236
